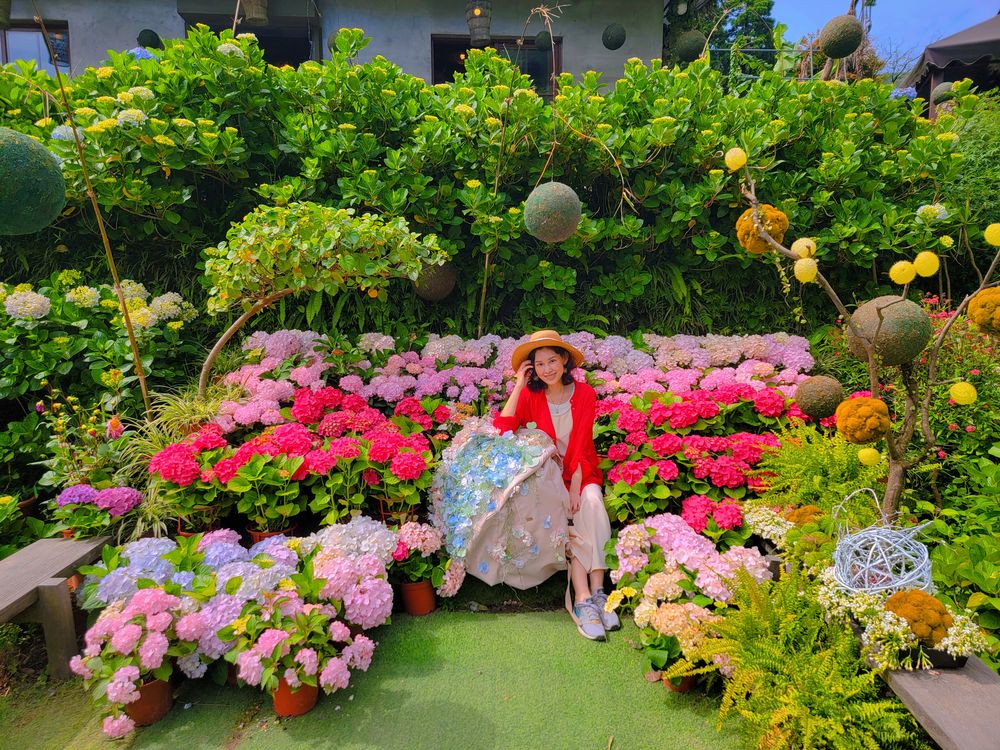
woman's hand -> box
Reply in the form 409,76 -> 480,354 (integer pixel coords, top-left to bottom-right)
514,359 -> 533,389
568,490 -> 581,515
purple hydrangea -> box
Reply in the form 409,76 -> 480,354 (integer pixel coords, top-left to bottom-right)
56,484 -> 98,507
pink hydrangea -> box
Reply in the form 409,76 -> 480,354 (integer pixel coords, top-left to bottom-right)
343,634 -> 375,671
624,430 -> 648,446
102,714 -> 136,739
713,501 -> 743,530
649,433 -> 683,457
436,559 -> 466,598
615,407 -> 647,432
139,631 -> 169,670
343,577 -> 394,629
655,460 -> 679,482
319,656 -> 351,692
69,655 -> 92,679
295,647 -> 319,676
389,451 -> 427,481
681,495 -> 716,533
148,442 -> 201,486
236,650 -> 264,686
110,623 -> 143,654
328,621 -> 351,642
753,388 -> 786,418
398,522 -> 443,556
606,443 -> 631,461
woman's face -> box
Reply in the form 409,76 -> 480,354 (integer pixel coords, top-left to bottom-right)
531,347 -> 568,386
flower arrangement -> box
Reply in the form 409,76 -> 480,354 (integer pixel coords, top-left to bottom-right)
390,521 -> 446,583
816,568 -> 989,671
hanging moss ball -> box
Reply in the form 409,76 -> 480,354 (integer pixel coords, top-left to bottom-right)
794,375 -> 844,420
413,261 -> 457,302
137,29 -> 163,49
602,23 -> 626,51
0,127 -> 66,236
524,182 -> 582,243
931,82 -> 954,105
535,30 -> 552,52
818,14 -> 864,59
675,30 -> 707,63
847,295 -> 933,366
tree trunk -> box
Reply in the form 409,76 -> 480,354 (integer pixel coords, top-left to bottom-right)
882,458 -> 906,519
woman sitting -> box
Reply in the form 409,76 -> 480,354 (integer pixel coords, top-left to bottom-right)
494,330 -> 619,641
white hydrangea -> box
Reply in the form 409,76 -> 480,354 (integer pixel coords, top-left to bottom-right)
4,290 -> 51,320
117,279 -> 149,301
743,505 -> 793,547
217,42 -> 245,58
116,108 -> 148,127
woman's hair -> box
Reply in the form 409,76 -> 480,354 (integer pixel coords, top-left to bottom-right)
527,346 -> 576,391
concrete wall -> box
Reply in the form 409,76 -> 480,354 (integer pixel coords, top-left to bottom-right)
8,1 -> 663,87
9,0 -> 185,75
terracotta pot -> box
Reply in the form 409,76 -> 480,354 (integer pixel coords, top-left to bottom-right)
65,572 -> 84,593
176,518 -> 218,538
400,579 -> 436,616
124,679 -> 173,726
60,528 -> 74,539
248,526 -> 295,545
271,678 -> 318,717
663,675 -> 697,693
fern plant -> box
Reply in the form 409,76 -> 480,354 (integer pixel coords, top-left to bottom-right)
748,424 -> 885,525
664,566 -> 927,750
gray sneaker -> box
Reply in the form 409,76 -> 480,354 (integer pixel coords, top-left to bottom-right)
572,598 -> 607,641
591,588 -> 622,631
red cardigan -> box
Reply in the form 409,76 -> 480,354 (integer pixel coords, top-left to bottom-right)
493,380 -> 603,490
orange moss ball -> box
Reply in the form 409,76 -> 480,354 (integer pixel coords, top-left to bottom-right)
835,397 -> 890,444
885,589 -> 953,646
968,287 -> 1000,337
736,204 -> 789,255
785,504 -> 824,525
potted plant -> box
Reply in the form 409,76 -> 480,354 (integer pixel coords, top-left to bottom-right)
226,452 -> 307,541
148,425 -> 232,534
389,521 -> 447,616
220,557 -> 376,717
816,571 -> 989,671
70,586 -> 194,738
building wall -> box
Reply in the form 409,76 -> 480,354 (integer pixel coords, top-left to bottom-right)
9,0 -> 185,75
9,0 -> 663,87
321,1 -> 664,88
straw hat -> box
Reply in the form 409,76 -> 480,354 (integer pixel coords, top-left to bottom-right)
511,330 -> 584,370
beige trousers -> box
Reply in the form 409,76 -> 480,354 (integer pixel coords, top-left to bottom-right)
568,483 -> 612,572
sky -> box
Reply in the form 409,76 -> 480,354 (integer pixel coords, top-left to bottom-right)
771,0 -> 999,73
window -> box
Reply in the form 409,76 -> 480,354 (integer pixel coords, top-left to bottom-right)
180,16 -> 318,66
432,35 -> 562,97
0,24 -> 70,76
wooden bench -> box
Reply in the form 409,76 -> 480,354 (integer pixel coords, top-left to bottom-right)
885,655 -> 1000,750
0,537 -> 109,680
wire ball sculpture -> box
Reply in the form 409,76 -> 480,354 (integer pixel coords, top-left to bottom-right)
831,488 -> 934,594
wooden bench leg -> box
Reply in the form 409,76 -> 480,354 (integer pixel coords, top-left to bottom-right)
36,577 -> 77,681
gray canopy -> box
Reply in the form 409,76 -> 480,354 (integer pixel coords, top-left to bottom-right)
904,13 -> 1000,88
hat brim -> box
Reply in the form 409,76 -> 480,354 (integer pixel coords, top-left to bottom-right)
511,337 -> 585,371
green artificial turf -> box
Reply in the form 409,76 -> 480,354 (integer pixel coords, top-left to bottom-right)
1,611 -> 738,750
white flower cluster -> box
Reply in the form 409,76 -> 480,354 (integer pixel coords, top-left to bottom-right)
216,42 -> 245,58
743,505 -> 793,547
937,614 -> 990,659
4,290 -> 52,320
116,108 -> 148,127
149,292 -> 196,322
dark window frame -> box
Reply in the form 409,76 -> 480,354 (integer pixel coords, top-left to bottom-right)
0,21 -> 71,73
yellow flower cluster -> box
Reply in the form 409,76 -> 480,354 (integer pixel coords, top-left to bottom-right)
85,118 -> 118,135
454,103 -> 476,117
95,66 -> 115,79
835,397 -> 890,444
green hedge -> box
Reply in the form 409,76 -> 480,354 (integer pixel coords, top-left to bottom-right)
0,27 -> 976,337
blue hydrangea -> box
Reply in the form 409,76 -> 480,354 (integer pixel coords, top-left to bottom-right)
889,87 -> 917,100
202,541 -> 250,570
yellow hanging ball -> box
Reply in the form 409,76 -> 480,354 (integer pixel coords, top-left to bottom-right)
949,381 -> 978,405
725,147 -> 747,172
791,237 -> 817,258
912,251 -> 940,277
984,223 -> 1000,247
889,260 -> 916,285
857,447 -> 881,466
794,257 -> 818,283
